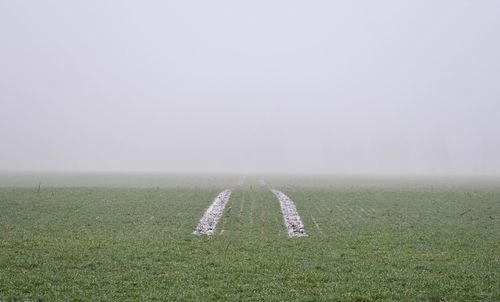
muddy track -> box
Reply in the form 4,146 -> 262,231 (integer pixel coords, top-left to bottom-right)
193,189 -> 232,235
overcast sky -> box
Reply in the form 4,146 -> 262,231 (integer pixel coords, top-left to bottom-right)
1,1 -> 499,175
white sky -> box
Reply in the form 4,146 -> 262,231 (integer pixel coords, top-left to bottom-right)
1,1 -> 499,175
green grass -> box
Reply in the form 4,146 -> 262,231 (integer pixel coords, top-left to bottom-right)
1,181 -> 499,301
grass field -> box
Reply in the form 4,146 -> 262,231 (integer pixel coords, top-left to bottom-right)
1,175 -> 499,301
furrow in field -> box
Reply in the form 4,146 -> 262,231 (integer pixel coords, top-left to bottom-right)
311,215 -> 323,234
219,203 -> 232,235
271,189 -> 307,237
249,193 -> 255,226
192,189 -> 232,235
333,204 -> 353,228
237,196 -> 246,227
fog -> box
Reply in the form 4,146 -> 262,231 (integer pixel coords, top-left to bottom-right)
1,1 -> 499,175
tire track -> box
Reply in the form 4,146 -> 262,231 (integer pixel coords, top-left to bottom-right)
271,189 -> 307,237
193,189 -> 232,235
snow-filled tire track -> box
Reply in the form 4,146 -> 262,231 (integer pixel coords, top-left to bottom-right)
271,189 -> 307,237
193,189 -> 232,235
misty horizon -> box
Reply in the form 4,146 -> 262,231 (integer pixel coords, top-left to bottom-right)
1,1 -> 499,176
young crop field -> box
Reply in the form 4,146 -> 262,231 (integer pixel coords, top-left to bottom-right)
0,176 -> 499,301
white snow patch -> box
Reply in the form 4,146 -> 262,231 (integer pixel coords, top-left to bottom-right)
271,189 -> 307,237
193,189 -> 232,236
